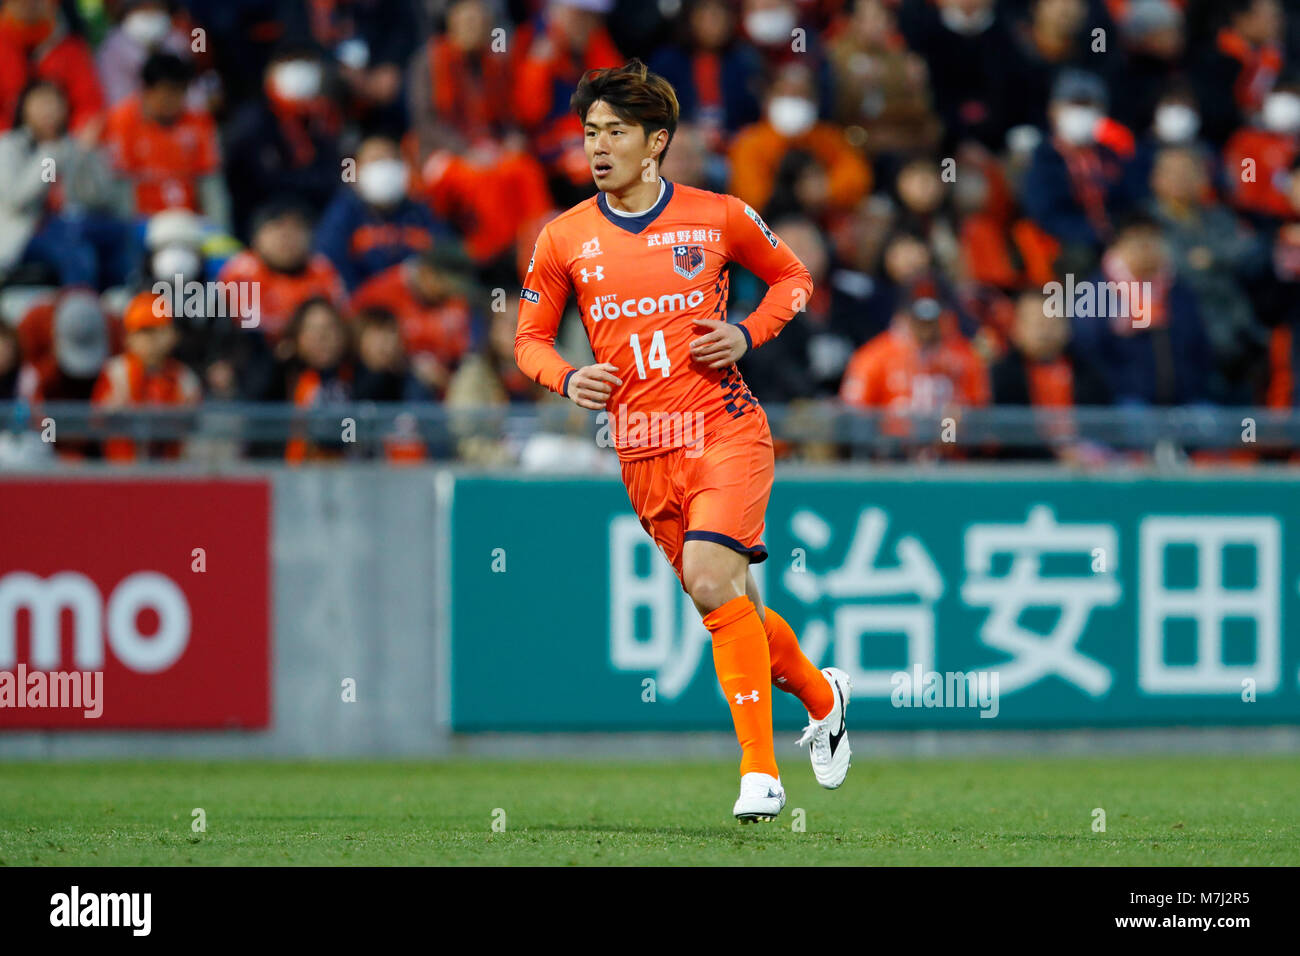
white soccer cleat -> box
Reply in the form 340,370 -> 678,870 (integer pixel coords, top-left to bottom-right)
732,772 -> 786,823
796,667 -> 852,789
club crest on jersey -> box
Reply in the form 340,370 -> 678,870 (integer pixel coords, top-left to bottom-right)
743,204 -> 779,248
672,244 -> 705,280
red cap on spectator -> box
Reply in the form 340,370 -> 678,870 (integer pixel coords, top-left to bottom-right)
123,291 -> 173,333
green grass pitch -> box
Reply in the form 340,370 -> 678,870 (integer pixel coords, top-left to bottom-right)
1,756 -> 1297,865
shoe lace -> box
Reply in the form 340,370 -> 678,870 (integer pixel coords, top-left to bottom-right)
796,716 -> 830,759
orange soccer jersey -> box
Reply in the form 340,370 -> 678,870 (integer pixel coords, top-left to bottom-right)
514,179 -> 811,460
103,95 -> 220,215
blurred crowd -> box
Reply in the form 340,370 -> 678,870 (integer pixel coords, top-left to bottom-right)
1,0 -> 1300,464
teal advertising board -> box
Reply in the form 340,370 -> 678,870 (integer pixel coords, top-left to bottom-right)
450,475 -> 1300,730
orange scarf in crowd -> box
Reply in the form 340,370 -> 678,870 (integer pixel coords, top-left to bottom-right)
1217,27 -> 1283,114
265,82 -> 337,167
430,36 -> 514,139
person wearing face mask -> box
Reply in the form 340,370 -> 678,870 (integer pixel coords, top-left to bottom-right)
1193,0 -> 1285,147
728,61 -> 871,216
302,0 -> 420,139
96,0 -> 206,110
1010,0 -> 1126,131
740,0 -> 834,118
0,0 -> 103,134
223,46 -> 343,242
314,135 -> 455,291
1124,86 -> 1218,205
1224,83 -> 1300,227
1021,69 -> 1137,274
141,207 -> 249,397
1108,0 -> 1187,135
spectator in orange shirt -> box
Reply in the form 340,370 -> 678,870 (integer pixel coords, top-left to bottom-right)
350,242 -> 480,398
0,0 -> 103,134
217,201 -> 346,345
839,295 -> 989,413
92,290 -> 200,462
103,52 -> 228,227
728,60 -> 872,215
513,0 -> 622,204
1224,82 -> 1300,227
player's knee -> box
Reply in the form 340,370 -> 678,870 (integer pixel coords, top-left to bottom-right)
685,569 -> 742,616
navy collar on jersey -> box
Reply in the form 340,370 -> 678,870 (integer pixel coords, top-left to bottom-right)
596,179 -> 675,234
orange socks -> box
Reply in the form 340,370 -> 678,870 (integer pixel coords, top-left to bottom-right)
702,595 -> 778,778
763,606 -> 834,720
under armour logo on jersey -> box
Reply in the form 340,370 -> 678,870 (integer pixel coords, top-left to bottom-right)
579,266 -> 604,283
734,690 -> 760,705
580,236 -> 603,259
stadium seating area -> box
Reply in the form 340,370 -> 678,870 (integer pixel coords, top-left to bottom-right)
1,0 -> 1299,464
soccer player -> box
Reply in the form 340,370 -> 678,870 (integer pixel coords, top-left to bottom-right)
515,59 -> 852,822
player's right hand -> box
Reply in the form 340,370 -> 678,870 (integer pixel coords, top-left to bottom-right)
567,363 -> 622,410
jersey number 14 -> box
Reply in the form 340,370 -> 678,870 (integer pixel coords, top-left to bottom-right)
629,330 -> 670,379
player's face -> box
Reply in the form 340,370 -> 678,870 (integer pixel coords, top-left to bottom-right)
584,99 -> 657,191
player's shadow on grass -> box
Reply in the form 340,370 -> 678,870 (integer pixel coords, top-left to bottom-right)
526,823 -> 751,837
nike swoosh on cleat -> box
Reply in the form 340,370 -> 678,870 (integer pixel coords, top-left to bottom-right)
828,683 -> 846,755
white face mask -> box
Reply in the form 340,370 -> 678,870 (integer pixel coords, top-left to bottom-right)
153,245 -> 201,281
745,8 -> 796,45
272,60 -> 322,102
1154,103 -> 1199,143
768,95 -> 816,137
122,9 -> 172,48
1263,92 -> 1300,134
1056,104 -> 1101,145
357,159 -> 409,207
940,4 -> 994,36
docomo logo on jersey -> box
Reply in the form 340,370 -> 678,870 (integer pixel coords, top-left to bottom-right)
0,571 -> 191,673
589,290 -> 705,324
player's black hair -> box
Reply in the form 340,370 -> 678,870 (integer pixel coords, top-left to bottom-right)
571,58 -> 680,166
141,52 -> 193,89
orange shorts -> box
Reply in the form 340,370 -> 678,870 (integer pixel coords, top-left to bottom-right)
619,409 -> 774,586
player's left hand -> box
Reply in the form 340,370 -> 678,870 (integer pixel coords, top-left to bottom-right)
689,318 -> 747,369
